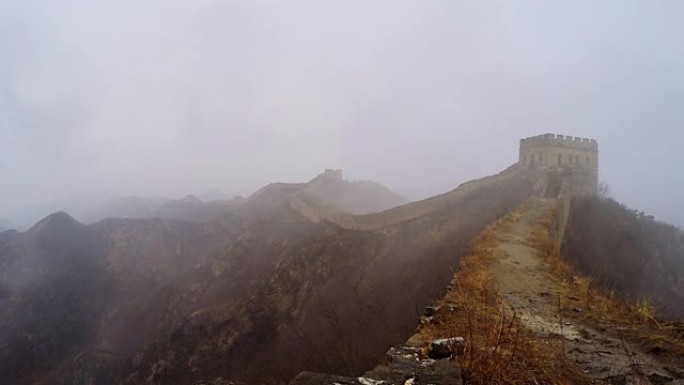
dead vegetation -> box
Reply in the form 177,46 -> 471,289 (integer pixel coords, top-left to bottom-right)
418,206 -> 590,385
417,198 -> 684,384
561,196 -> 684,319
531,201 -> 684,362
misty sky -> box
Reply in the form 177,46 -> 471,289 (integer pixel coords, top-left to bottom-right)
1,0 -> 683,228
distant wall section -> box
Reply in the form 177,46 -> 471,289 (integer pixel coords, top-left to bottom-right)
290,168 -> 532,231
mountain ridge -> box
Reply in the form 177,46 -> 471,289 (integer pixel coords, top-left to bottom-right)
2,165 -> 683,385
0,167 -> 533,385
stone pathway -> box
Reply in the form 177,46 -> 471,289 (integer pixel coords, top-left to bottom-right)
285,198 -> 684,385
491,198 -> 682,384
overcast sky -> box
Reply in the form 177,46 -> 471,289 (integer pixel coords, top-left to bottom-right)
1,0 -> 683,228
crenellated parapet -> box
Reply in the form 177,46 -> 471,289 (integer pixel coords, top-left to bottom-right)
518,133 -> 599,197
520,134 -> 598,151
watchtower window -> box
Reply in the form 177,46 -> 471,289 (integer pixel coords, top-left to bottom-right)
586,156 -> 590,164
557,153 -> 562,165
575,155 -> 579,163
538,153 -> 542,163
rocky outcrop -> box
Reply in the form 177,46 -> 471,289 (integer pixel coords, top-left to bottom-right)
289,344 -> 462,385
427,338 -> 464,359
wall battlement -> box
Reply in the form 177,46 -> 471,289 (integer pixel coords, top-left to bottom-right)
520,133 -> 598,151
293,135 -> 599,230
519,133 -> 599,196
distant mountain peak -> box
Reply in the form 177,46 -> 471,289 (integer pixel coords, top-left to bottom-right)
29,211 -> 83,233
0,217 -> 17,231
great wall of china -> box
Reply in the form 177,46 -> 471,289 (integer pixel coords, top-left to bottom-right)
289,134 -> 598,232
290,166 -> 529,231
285,134 -> 679,385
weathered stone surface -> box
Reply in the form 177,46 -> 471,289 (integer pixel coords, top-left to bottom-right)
424,306 -> 439,317
648,373 -> 675,385
288,371 -> 363,385
364,344 -> 462,385
410,359 -> 462,385
428,338 -> 465,359
193,378 -> 246,385
666,366 -> 684,380
289,343 -> 463,385
519,133 -> 599,197
385,345 -> 421,368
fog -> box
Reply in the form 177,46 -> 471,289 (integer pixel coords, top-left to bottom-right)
1,0 -> 683,229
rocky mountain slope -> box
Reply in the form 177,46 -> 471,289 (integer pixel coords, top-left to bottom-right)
0,212 -> 110,385
290,198 -> 684,385
0,168 -> 532,385
3,167 -> 682,385
120,169 -> 530,385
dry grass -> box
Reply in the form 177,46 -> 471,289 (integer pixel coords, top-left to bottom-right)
529,202 -> 684,359
421,204 -> 590,385
419,199 -> 684,384
416,199 -> 684,384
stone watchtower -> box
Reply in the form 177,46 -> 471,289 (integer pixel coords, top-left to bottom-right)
322,169 -> 343,180
519,134 -> 599,197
